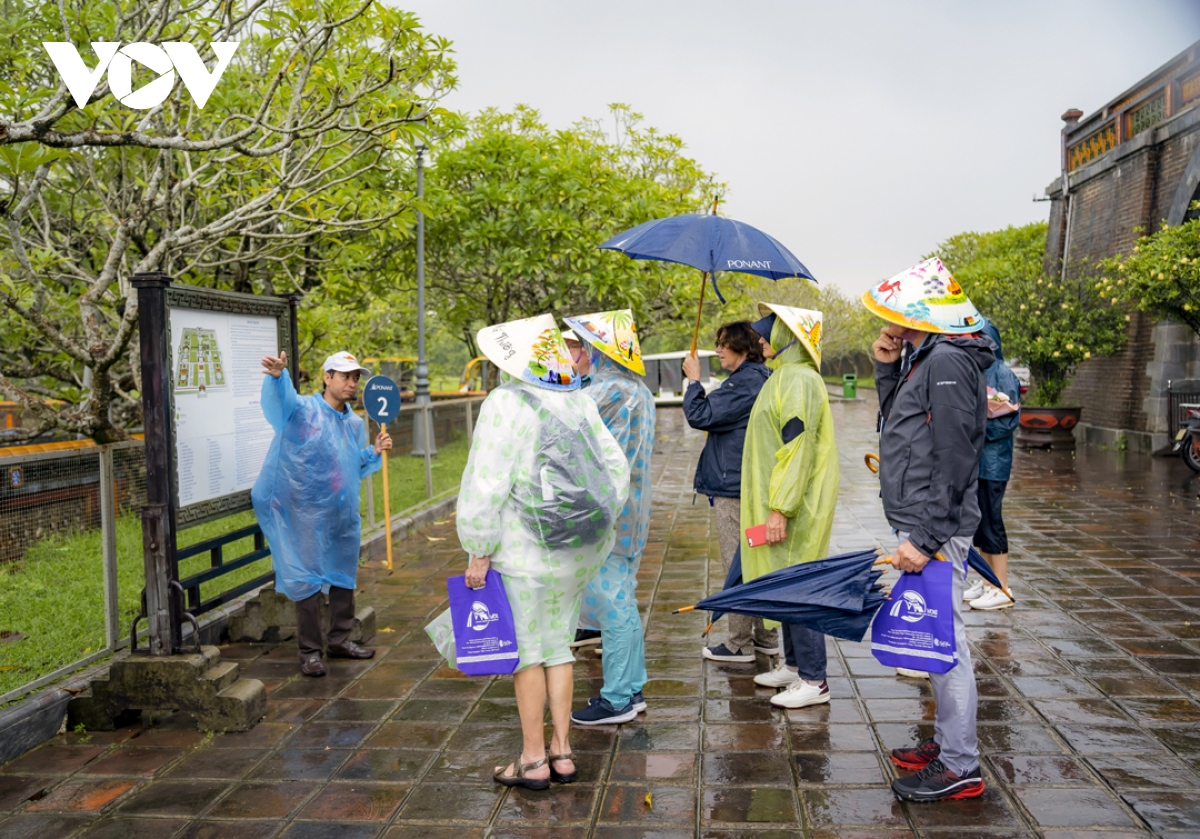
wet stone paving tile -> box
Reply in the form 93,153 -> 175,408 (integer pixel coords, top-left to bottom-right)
2,398 -> 1200,837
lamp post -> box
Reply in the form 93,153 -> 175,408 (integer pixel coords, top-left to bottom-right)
412,145 -> 436,457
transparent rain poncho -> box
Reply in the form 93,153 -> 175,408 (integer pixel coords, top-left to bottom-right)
577,349 -> 656,652
584,351 -> 657,559
739,318 -> 840,585
251,369 -> 382,602
426,378 -> 630,670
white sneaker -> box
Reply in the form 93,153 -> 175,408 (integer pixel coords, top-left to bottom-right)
969,585 -> 1014,611
753,662 -> 799,688
896,667 -> 931,679
769,679 -> 831,709
962,578 -> 985,602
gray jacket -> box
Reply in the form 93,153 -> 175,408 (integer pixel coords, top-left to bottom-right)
875,333 -> 995,558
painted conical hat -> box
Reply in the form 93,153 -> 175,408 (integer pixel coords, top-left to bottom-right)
861,257 -> 982,335
757,303 -> 823,371
476,313 -> 579,392
562,309 -> 645,376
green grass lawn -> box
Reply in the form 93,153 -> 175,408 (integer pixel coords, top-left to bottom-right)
0,431 -> 472,701
361,432 -> 470,520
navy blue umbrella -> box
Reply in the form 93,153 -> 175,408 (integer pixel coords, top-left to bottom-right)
676,548 -> 889,643
598,207 -> 815,353
967,547 -> 1014,601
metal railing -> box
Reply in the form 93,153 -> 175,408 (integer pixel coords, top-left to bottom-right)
1168,380 -> 1200,437
0,440 -> 144,705
362,396 -> 484,536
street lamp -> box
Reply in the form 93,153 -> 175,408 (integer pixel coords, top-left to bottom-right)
412,144 -> 436,456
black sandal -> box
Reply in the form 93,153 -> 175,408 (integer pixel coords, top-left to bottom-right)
548,751 -> 577,784
493,755 -> 550,790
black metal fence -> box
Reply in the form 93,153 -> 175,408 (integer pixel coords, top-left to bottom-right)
1167,380 -> 1200,436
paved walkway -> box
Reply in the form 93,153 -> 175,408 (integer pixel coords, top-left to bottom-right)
3,396 -> 1200,838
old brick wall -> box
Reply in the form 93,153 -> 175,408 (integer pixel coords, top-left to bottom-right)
1053,118 -> 1200,435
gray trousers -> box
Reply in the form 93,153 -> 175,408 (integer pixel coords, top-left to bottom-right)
897,531 -> 979,775
296,586 -> 356,660
713,496 -> 777,653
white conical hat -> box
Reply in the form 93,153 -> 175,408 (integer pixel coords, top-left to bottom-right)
476,314 -> 579,391
757,303 -> 823,371
861,257 -> 982,335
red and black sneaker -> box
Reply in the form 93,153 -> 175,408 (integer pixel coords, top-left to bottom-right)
891,757 -> 985,802
890,737 -> 940,770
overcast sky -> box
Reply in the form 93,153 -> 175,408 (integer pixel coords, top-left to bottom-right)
398,0 -> 1200,296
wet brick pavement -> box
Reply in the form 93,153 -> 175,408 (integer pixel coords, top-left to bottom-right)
3,396 -> 1200,837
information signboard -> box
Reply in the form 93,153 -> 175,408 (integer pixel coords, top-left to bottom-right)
165,284 -> 292,527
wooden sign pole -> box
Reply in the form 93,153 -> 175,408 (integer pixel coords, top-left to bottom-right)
380,420 -> 393,570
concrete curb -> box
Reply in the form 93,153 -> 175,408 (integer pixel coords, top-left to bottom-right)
360,493 -> 458,564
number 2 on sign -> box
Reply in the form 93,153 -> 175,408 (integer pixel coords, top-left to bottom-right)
377,396 -> 389,418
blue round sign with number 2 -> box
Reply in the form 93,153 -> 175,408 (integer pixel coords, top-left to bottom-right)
363,375 -> 400,424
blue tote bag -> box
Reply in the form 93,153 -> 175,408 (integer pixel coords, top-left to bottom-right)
870,559 -> 958,674
446,569 -> 520,676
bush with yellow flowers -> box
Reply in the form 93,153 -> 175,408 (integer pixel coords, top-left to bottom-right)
1099,206 -> 1200,340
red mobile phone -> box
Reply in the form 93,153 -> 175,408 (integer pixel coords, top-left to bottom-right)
745,523 -> 768,548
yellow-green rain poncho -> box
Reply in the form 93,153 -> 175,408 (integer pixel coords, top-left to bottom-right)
739,308 -> 840,588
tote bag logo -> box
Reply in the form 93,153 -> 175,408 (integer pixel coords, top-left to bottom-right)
889,589 -> 938,623
42,41 -> 240,110
467,601 -> 499,632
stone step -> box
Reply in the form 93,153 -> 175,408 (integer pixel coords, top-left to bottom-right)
200,661 -> 240,693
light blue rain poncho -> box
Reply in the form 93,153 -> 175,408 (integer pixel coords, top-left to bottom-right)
251,369 -> 382,601
576,346 -> 656,708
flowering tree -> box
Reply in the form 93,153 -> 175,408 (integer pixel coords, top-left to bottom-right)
0,0 -> 455,441
1100,210 -> 1200,338
937,222 -> 1126,406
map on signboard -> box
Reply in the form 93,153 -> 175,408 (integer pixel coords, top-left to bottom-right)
175,328 -> 228,396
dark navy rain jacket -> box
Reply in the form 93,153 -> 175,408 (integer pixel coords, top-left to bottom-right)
682,361 -> 771,498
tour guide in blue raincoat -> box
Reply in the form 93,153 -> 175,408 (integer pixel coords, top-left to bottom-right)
252,350 -> 390,677
563,309 -> 656,726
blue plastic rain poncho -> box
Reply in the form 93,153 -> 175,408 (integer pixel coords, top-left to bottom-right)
426,378 -> 630,670
585,351 -> 656,556
251,369 -> 382,601
576,348 -> 656,707
739,318 -> 840,586
979,319 -> 1021,482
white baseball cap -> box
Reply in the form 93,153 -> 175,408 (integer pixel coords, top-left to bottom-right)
323,351 -> 371,376
561,329 -> 581,343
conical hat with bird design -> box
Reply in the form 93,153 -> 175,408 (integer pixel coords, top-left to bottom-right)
562,309 -> 645,376
861,257 -> 982,335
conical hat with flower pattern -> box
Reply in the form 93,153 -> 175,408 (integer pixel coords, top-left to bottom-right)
861,257 -> 982,335
562,309 -> 645,376
757,303 -> 823,371
476,313 -> 579,392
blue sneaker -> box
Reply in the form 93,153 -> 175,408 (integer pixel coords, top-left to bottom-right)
571,697 -> 637,725
632,691 -> 647,714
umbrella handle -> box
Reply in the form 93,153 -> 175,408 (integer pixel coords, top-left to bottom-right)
864,452 -> 880,474
672,605 -> 696,615
687,196 -> 722,357
689,271 -> 708,357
